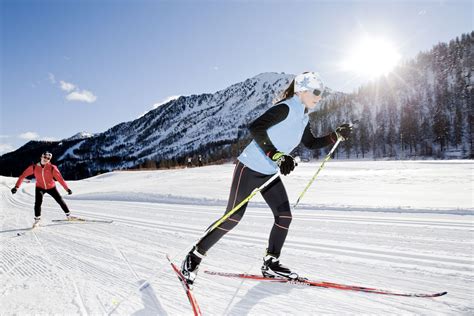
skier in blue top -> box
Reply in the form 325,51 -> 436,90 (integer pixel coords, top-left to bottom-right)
181,72 -> 352,285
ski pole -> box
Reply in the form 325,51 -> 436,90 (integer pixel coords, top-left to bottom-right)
294,120 -> 359,208
293,136 -> 343,209
198,172 -> 280,241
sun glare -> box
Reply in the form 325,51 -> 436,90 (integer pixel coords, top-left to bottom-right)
341,37 -> 401,79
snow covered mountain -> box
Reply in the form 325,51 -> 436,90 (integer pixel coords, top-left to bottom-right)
65,132 -> 95,141
1,32 -> 471,180
0,73 -> 296,179
80,72 -> 292,164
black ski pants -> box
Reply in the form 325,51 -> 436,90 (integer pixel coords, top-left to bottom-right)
35,186 -> 70,218
197,161 -> 292,256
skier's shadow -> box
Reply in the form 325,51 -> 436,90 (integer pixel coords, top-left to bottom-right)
132,279 -> 168,316
226,281 -> 293,315
0,227 -> 33,234
0,223 -> 73,235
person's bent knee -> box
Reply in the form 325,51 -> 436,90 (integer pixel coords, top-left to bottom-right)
274,211 -> 292,229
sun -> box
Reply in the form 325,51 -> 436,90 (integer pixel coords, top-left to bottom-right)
340,36 -> 401,79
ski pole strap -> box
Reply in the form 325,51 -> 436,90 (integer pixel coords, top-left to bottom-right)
201,172 -> 280,237
294,137 -> 342,208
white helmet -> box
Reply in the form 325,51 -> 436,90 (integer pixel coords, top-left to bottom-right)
294,72 -> 324,96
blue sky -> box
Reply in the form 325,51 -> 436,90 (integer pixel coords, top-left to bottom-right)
1,0 -> 472,154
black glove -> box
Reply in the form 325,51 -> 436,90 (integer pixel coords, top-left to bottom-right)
67,189 -> 72,195
270,151 -> 296,176
11,187 -> 17,194
335,123 -> 353,141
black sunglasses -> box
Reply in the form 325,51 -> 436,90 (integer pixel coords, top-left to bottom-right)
41,155 -> 51,160
312,89 -> 322,97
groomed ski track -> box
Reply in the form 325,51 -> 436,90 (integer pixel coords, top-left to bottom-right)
1,161 -> 472,315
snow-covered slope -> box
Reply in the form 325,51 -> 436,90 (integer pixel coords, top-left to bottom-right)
65,132 -> 95,141
65,72 -> 294,169
309,32 -> 473,160
1,160 -> 472,314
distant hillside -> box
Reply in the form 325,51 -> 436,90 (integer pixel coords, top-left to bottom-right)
306,31 -> 473,160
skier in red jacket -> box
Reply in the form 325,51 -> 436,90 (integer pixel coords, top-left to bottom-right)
11,151 -> 76,227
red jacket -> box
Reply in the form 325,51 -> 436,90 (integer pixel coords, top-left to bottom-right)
15,162 -> 70,191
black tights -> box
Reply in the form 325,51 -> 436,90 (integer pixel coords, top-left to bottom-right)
34,187 -> 70,218
197,161 -> 292,256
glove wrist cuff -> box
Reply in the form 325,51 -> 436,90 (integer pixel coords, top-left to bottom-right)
270,151 -> 284,161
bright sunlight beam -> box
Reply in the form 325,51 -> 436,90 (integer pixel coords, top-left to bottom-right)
340,36 -> 402,79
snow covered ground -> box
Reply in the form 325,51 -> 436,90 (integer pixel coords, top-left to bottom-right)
1,160 -> 473,315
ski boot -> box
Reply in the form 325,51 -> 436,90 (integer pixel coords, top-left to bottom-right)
66,213 -> 82,221
32,217 -> 41,228
261,253 -> 298,280
181,246 -> 205,286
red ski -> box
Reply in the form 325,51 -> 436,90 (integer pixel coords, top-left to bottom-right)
166,255 -> 202,316
204,270 -> 447,298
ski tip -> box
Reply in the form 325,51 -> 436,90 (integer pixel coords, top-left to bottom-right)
415,291 -> 447,298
